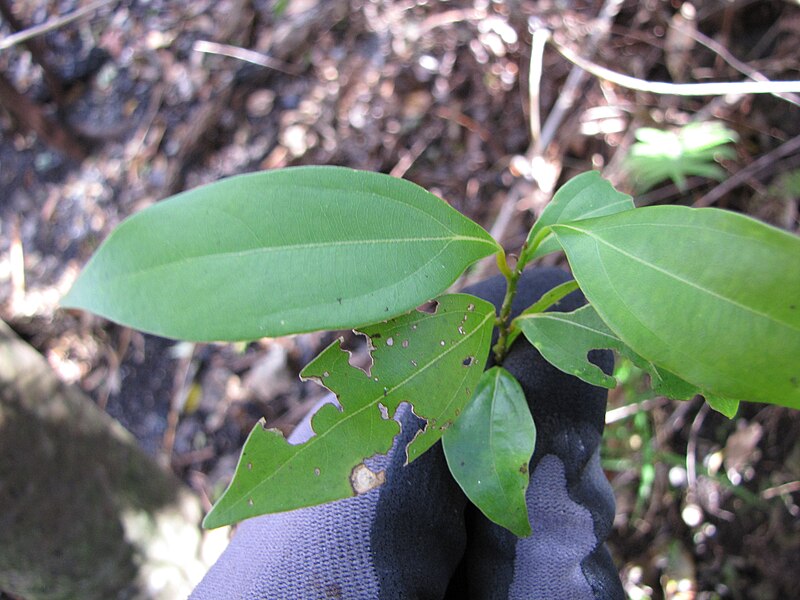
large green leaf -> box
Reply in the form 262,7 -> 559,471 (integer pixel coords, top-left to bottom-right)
203,293 -> 494,528
552,206 -> 800,408
521,171 -> 633,265
442,367 -> 536,537
62,167 -> 500,341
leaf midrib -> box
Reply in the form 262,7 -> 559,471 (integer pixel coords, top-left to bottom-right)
557,224 -> 800,334
103,235 -> 496,284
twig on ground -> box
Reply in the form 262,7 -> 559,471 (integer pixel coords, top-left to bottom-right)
390,121 -> 444,178
0,70 -> 88,159
672,23 -> 800,108
163,343 -> 199,465
0,0 -> 116,51
606,396 -> 670,425
695,133 -> 800,207
536,0 -> 625,155
761,480 -> 800,500
683,402 -> 709,526
550,38 -> 800,97
192,40 -> 301,75
527,26 -> 548,151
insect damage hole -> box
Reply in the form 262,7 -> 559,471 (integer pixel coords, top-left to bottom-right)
350,463 -> 386,495
462,356 -> 475,367
416,299 -> 439,314
377,402 -> 390,419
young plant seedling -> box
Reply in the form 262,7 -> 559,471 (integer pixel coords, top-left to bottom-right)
62,166 -> 800,536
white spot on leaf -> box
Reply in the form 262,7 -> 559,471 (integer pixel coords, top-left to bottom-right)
377,402 -> 390,420
350,463 -> 386,495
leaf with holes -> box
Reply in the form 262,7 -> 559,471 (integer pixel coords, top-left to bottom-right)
203,293 -> 494,528
62,167 -> 500,341
514,303 -> 717,404
442,367 -> 536,537
520,171 -> 633,265
514,304 -> 623,389
552,206 -> 800,408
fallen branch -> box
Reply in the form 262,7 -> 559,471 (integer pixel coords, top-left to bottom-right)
0,0 -> 116,52
550,36 -> 800,96
694,133 -> 800,207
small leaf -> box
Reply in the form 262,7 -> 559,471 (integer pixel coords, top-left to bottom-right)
442,367 -> 535,537
516,304 -> 732,403
203,293 -> 494,528
62,167 -> 500,341
514,305 -> 621,389
521,172 -> 633,265
552,206 -> 800,409
705,395 -> 739,419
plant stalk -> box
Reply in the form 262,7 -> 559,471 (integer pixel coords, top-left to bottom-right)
492,252 -> 522,364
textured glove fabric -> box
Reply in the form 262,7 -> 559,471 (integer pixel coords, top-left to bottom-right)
191,267 -> 623,599
446,268 -> 624,600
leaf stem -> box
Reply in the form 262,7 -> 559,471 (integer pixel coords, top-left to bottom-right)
492,253 -> 522,364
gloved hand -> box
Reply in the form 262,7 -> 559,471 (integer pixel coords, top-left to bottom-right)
191,268 -> 623,599
445,268 -> 624,599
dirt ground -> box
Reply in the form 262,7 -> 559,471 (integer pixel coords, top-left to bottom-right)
1,0 -> 799,598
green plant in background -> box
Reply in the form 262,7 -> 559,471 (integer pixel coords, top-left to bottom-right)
62,166 -> 800,536
624,121 -> 738,192
768,168 -> 800,203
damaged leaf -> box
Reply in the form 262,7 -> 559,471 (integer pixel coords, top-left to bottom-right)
203,293 -> 494,528
514,304 -> 622,389
62,167 -> 500,341
552,206 -> 800,408
516,303 -> 730,407
442,367 -> 536,537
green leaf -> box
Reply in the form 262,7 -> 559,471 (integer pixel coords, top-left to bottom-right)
62,167 -> 500,341
521,171 -> 633,265
705,395 -> 739,419
442,367 -> 535,537
624,122 -> 738,192
203,293 -> 494,528
514,305 -> 622,389
515,303 -> 714,400
552,206 -> 800,409
506,279 -> 580,347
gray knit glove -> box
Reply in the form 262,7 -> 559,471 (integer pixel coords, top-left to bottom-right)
191,268 -> 623,599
